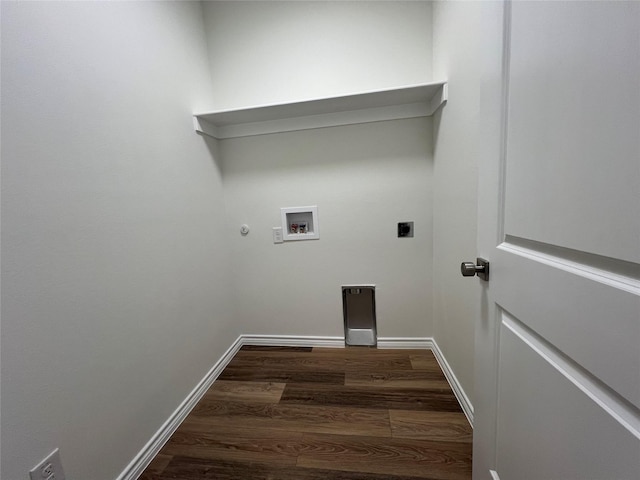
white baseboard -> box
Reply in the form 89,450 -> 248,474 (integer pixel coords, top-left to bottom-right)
239,335 -> 434,350
116,336 -> 243,480
239,334 -> 345,348
118,334 -> 474,479
240,335 -> 433,351
377,337 -> 433,349
430,339 -> 474,426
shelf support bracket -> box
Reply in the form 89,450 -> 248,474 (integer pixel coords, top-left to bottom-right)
193,116 -> 220,139
428,83 -> 448,115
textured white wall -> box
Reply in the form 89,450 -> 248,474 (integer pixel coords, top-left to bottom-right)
220,118 -> 434,339
1,2 -> 236,479
431,1 -> 486,406
205,0 -> 435,340
1,2 -> 464,478
202,0 -> 433,110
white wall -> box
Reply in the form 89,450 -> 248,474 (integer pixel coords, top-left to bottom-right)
1,2 -> 236,479
203,0 -> 436,340
221,118 -> 434,339
431,2 -> 487,407
1,1 -> 475,478
202,0 -> 433,110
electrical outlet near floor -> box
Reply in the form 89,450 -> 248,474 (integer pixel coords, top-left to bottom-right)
29,448 -> 66,480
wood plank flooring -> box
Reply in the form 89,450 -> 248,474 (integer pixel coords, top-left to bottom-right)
139,346 -> 472,480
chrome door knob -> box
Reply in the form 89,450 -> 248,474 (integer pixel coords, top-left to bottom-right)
461,262 -> 479,276
460,258 -> 490,281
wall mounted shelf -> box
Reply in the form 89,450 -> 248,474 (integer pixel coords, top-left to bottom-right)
193,81 -> 447,139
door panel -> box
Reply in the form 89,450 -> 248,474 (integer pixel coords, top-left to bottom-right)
497,315 -> 638,480
494,243 -> 640,407
504,1 -> 640,263
474,2 -> 640,479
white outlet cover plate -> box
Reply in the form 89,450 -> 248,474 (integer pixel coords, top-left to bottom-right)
29,448 -> 66,480
272,227 -> 284,244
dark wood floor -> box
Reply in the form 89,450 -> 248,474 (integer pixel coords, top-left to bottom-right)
139,346 -> 472,480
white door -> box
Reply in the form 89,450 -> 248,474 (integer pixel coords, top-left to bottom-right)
473,2 -> 640,479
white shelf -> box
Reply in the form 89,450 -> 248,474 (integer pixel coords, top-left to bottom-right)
193,81 -> 447,139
